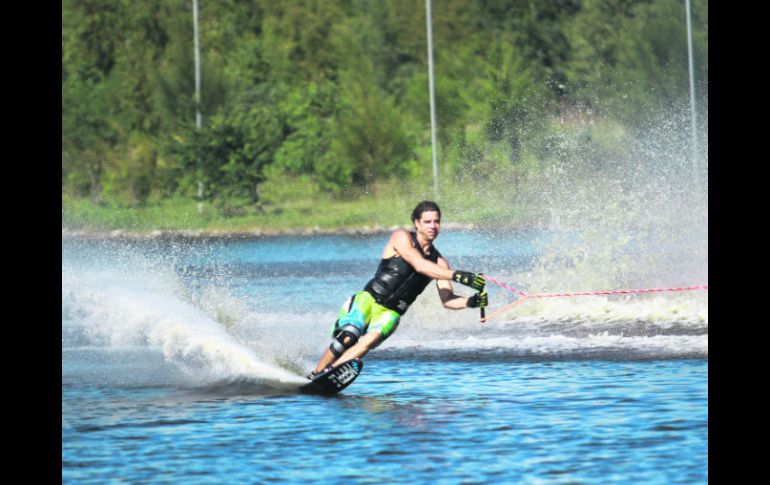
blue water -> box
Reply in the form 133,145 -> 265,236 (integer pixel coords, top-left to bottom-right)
62,231 -> 708,483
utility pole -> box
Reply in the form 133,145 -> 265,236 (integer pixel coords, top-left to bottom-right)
685,0 -> 699,184
193,0 -> 203,213
425,0 -> 440,200
193,0 -> 202,131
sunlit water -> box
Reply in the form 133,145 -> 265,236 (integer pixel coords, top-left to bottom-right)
62,232 -> 707,483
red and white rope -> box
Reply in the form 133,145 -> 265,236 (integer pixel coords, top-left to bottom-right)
479,274 -> 708,322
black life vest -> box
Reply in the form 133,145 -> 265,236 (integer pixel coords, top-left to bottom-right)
364,231 -> 440,314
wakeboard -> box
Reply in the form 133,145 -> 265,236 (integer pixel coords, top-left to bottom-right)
299,359 -> 363,396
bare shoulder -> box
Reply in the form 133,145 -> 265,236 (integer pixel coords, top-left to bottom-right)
382,229 -> 413,258
389,228 -> 413,243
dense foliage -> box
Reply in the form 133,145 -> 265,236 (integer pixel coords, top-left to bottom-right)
62,0 -> 707,208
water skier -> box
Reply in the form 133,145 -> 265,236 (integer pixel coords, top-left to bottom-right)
308,200 -> 488,379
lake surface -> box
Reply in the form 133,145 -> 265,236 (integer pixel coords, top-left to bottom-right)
62,230 -> 708,483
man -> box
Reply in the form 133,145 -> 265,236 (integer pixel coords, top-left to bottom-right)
308,200 -> 488,379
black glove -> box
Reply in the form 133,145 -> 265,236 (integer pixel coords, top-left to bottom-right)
452,270 -> 486,291
467,291 -> 488,309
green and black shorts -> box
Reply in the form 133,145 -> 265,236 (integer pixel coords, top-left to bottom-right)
331,290 -> 401,348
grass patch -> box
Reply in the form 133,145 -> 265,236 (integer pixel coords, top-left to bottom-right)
62,169 -> 538,234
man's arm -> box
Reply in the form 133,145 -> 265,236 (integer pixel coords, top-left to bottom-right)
435,257 -> 480,310
388,230 -> 486,290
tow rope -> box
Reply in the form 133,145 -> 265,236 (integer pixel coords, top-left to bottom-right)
480,274 -> 708,323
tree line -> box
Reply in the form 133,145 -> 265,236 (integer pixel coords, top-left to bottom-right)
62,0 -> 708,209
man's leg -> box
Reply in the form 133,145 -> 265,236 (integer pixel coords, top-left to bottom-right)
312,330 -> 381,374
335,330 -> 382,366
330,307 -> 398,369
312,348 -> 338,374
312,293 -> 364,375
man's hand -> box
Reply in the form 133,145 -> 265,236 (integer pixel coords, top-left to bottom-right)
452,270 -> 486,291
466,291 -> 488,309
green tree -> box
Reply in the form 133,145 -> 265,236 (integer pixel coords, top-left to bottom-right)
565,0 -> 707,122
61,0 -> 707,210
314,15 -> 418,191
62,75 -> 119,200
168,97 -> 283,206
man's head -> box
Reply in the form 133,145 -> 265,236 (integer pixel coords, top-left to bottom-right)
412,201 -> 441,241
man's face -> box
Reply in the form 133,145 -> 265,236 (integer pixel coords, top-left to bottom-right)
414,210 -> 441,241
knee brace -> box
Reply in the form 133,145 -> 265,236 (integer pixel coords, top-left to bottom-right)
330,324 -> 362,357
